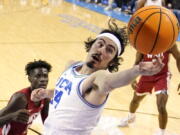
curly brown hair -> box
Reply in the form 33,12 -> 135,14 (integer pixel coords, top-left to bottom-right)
84,19 -> 128,72
25,60 -> 52,76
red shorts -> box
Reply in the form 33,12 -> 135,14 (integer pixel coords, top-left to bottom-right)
136,72 -> 171,95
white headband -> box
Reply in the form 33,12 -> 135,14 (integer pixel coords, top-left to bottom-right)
96,33 -> 122,56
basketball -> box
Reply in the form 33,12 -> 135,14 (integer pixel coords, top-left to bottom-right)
128,5 -> 179,54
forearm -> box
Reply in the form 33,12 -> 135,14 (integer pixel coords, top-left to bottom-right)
108,65 -> 140,89
0,113 -> 13,127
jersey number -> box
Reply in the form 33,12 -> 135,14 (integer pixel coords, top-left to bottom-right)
51,90 -> 63,108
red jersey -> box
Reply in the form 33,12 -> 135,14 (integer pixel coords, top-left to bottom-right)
136,52 -> 171,94
0,87 -> 45,135
142,51 -> 169,77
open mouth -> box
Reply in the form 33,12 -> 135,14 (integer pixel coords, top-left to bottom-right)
39,84 -> 47,88
92,54 -> 101,62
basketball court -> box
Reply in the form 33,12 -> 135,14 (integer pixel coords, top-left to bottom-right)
0,0 -> 179,134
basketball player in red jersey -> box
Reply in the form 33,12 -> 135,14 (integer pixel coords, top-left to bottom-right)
0,60 -> 52,135
119,44 -> 180,135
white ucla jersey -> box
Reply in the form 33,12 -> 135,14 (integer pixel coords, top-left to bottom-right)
145,0 -> 162,6
43,63 -> 108,135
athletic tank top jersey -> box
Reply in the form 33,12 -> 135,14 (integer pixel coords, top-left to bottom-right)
145,0 -> 162,6
142,52 -> 169,76
44,63 -> 108,135
0,87 -> 45,135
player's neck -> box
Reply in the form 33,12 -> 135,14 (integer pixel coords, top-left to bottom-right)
77,64 -> 96,75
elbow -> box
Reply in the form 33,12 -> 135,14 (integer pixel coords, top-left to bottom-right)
101,76 -> 114,93
104,80 -> 112,90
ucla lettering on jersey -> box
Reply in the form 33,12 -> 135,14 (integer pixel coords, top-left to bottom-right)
51,77 -> 73,108
44,62 -> 108,135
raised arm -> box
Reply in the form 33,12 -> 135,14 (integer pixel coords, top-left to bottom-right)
31,88 -> 54,102
82,57 -> 164,95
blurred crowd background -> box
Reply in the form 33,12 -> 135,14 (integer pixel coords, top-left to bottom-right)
81,0 -> 180,23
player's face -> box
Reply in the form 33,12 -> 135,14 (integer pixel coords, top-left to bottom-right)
29,68 -> 49,90
86,37 -> 118,70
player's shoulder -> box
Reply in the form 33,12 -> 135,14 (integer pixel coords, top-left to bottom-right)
11,92 -> 27,102
6,92 -> 28,109
64,60 -> 81,70
92,70 -> 110,78
17,87 -> 30,93
16,87 -> 31,98
10,88 -> 29,104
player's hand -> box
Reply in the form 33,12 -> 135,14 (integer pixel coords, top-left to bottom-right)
138,57 -> 164,76
178,83 -> 180,95
11,109 -> 29,124
31,88 -> 48,102
131,80 -> 137,90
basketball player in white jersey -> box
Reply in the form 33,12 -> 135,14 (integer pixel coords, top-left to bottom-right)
136,0 -> 165,10
31,19 -> 164,135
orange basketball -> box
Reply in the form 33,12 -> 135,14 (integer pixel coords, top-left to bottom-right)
128,5 -> 179,54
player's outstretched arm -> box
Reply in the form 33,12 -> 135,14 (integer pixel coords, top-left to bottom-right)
82,57 -> 164,95
108,57 -> 164,89
31,88 -> 54,102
